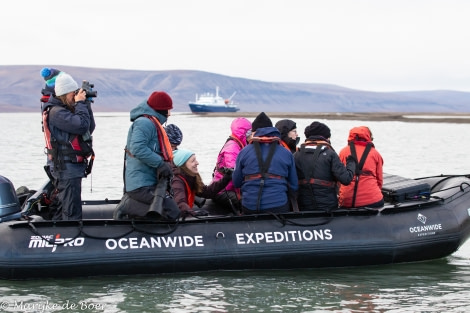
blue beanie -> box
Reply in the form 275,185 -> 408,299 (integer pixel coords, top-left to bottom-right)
172,149 -> 194,167
40,67 -> 62,97
164,124 -> 183,146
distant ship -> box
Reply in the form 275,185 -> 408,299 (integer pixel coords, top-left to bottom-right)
188,86 -> 240,113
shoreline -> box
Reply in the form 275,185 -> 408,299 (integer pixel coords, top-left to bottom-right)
185,112 -> 470,124
3,111 -> 470,123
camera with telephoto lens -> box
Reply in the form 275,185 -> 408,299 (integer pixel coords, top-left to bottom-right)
81,80 -> 97,100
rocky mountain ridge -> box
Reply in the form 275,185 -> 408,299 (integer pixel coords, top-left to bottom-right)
1,65 -> 469,113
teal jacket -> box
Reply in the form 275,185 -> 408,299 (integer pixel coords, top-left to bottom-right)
124,100 -> 168,192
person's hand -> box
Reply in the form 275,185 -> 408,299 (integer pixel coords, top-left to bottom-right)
346,155 -> 357,173
157,162 -> 173,179
221,167 -> 234,175
346,155 -> 357,164
222,168 -> 233,181
74,89 -> 87,102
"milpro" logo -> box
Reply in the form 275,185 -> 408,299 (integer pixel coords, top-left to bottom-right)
28,234 -> 85,252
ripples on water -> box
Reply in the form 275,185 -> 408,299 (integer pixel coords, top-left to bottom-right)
1,258 -> 469,313
1,112 -> 470,312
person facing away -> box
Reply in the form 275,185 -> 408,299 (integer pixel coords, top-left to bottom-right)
294,121 -> 356,212
338,126 -> 384,208
115,91 -> 174,218
42,72 -> 96,220
233,112 -> 298,214
171,149 -> 232,216
164,124 -> 183,151
211,117 -> 252,213
275,119 -> 300,153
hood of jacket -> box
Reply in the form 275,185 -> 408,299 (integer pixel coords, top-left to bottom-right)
347,126 -> 372,142
130,100 -> 168,123
230,117 -> 252,145
253,126 -> 281,138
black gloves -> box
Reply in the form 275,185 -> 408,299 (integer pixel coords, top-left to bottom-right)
222,168 -> 233,184
157,162 -> 173,179
220,167 -> 234,175
346,155 -> 357,173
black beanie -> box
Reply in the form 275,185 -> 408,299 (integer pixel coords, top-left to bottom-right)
252,112 -> 273,131
304,121 -> 331,139
275,119 -> 296,138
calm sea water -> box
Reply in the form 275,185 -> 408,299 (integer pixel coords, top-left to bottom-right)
1,112 -> 469,313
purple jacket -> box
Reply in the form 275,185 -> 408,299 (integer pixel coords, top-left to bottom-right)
211,118 -> 251,192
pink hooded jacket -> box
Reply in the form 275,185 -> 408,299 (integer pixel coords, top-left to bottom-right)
212,117 -> 252,192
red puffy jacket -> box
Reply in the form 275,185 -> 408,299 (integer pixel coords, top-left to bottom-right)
338,126 -> 384,208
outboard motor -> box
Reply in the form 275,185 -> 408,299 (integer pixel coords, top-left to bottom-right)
0,175 -> 21,218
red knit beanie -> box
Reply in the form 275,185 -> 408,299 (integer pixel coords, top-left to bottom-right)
147,91 -> 173,111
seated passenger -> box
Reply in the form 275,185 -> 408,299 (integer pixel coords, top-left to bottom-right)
275,119 -> 300,153
294,121 -> 356,212
113,91 -> 174,220
211,117 -> 252,214
171,149 -> 232,216
233,112 -> 298,214
164,124 -> 183,151
338,126 -> 384,208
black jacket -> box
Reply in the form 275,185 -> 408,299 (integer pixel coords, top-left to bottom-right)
294,137 -> 355,211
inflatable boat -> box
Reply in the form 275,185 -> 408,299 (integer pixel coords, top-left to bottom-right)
0,173 -> 469,279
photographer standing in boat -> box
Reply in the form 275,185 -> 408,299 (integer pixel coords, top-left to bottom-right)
42,72 -> 96,220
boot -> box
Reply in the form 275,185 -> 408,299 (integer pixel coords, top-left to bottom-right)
113,194 -> 130,220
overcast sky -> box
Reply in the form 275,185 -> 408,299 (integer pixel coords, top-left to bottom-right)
2,0 -> 469,92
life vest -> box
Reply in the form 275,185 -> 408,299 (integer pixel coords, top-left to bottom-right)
304,139 -> 334,149
296,140 -> 335,188
295,140 -> 336,209
123,114 -> 173,191
177,174 -> 195,208
42,106 -> 95,174
143,114 -> 173,162
298,177 -> 336,188
348,140 -> 373,208
214,135 -> 244,175
247,136 -> 283,212
279,140 -> 290,152
250,136 -> 281,144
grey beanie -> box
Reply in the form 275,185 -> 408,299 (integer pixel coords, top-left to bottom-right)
54,73 -> 78,96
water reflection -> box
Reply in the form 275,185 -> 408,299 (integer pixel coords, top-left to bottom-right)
1,113 -> 470,312
0,254 -> 469,312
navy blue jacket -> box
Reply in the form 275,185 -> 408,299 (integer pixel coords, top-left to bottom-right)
233,127 -> 298,211
43,97 -> 95,180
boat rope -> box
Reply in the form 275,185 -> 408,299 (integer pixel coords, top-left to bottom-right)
268,212 -> 333,227
27,220 -> 83,246
79,223 -> 135,240
460,181 -> 470,191
25,219 -> 180,245
130,220 -> 180,236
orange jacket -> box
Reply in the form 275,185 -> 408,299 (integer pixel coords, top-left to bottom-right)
338,126 -> 384,207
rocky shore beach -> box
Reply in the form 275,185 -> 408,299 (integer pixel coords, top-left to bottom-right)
186,112 -> 470,124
